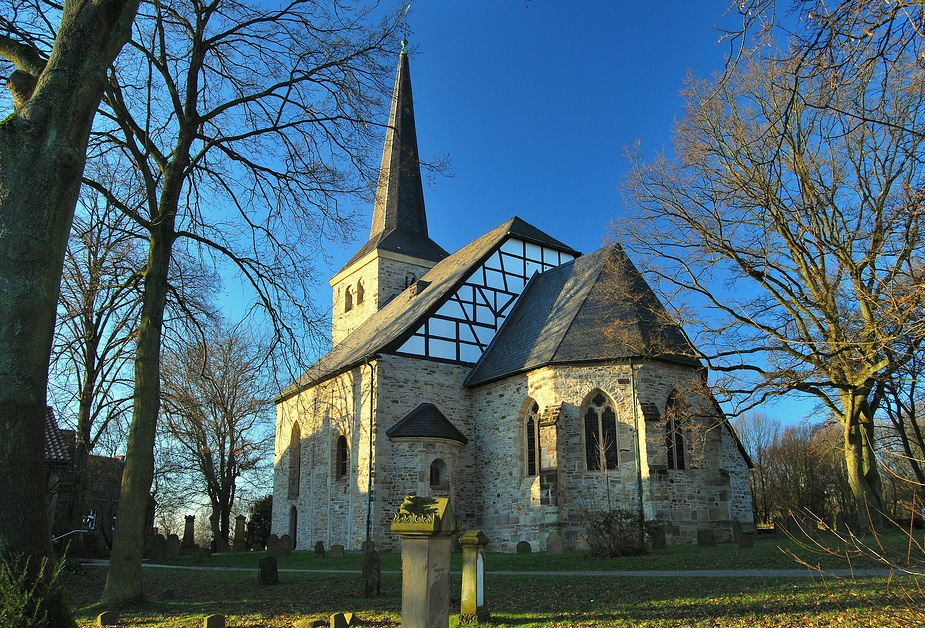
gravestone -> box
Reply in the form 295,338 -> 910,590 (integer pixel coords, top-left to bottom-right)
545,530 -> 563,556
649,525 -> 667,550
215,539 -> 230,553
266,534 -> 281,558
731,519 -> 743,542
96,611 -> 119,626
149,533 -> 167,561
279,534 -> 293,557
314,540 -> 325,558
458,530 -> 489,624
696,528 -> 716,548
181,515 -> 196,555
203,614 -> 225,628
166,534 -> 181,560
193,547 -> 210,563
258,556 -> 279,585
233,514 -> 247,552
330,544 -> 345,558
361,539 -> 375,554
329,612 -> 355,628
738,532 -> 754,549
515,540 -> 531,554
391,495 -> 457,628
361,547 -> 381,597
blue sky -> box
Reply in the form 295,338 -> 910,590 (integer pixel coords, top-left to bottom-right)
252,2 -> 818,425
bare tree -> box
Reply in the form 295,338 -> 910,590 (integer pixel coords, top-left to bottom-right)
159,323 -> 274,548
619,36 -> 925,528
0,0 -> 139,623
49,183 -> 142,532
86,0 -> 404,603
731,412 -> 782,526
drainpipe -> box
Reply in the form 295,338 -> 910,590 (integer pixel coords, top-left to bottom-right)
364,354 -> 380,542
629,358 -> 646,546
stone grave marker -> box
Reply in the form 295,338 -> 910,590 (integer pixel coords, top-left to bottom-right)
96,611 -> 119,626
515,540 -> 531,554
266,534 -> 281,558
258,556 -> 279,585
181,515 -> 196,555
650,525 -> 667,550
278,534 -> 292,557
545,530 -> 563,555
149,533 -> 167,561
330,544 -> 345,558
361,547 -> 380,597
329,612 -> 355,628
731,519 -> 743,542
738,532 -> 754,549
361,539 -> 375,554
458,530 -> 489,624
203,614 -> 225,628
696,528 -> 716,548
193,547 -> 210,563
232,514 -> 247,552
215,539 -> 230,553
314,540 -> 325,558
166,534 -> 181,560
391,495 -> 457,628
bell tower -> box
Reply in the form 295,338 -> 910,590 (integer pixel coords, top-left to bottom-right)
330,40 -> 448,344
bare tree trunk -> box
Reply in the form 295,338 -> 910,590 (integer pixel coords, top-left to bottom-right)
842,392 -> 886,529
102,225 -> 174,603
0,0 -> 137,623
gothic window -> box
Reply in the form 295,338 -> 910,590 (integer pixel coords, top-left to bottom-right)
335,433 -> 349,479
429,459 -> 447,489
288,423 -> 301,499
345,286 -> 354,312
665,391 -> 687,470
524,401 -> 540,476
356,280 -> 364,305
583,391 -> 618,471
289,506 -> 298,546
397,237 -> 578,363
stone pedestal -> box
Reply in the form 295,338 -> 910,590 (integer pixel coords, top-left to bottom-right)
233,515 -> 247,552
391,496 -> 457,628
458,530 -> 489,624
180,515 -> 196,555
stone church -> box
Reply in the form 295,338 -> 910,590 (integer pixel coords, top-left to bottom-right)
272,44 -> 754,552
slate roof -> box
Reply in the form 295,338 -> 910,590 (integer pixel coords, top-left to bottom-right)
465,244 -> 700,387
385,403 -> 468,444
278,216 -> 577,401
44,407 -> 72,467
338,44 -> 448,273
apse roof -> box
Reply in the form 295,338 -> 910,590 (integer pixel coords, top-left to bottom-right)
385,403 -> 468,444
464,244 -> 700,387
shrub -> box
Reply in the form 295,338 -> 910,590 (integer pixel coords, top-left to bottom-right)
584,509 -> 657,558
0,555 -> 63,628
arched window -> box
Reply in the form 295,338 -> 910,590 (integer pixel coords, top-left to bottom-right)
583,391 -> 618,471
344,286 -> 354,312
288,423 -> 301,499
289,506 -> 298,546
665,391 -> 687,470
335,434 -> 349,479
524,401 -> 540,476
356,280 -> 364,305
429,458 -> 447,489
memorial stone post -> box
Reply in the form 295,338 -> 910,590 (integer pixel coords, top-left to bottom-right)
390,496 -> 457,628
181,515 -> 196,555
233,515 -> 247,552
458,530 -> 489,624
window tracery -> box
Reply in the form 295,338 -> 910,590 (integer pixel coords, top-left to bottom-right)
583,391 -> 618,471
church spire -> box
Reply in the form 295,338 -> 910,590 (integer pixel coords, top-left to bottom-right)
370,39 -> 427,238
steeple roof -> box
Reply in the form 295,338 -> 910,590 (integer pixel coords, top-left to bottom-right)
339,41 -> 448,273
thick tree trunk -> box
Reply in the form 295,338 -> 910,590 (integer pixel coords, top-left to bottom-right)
102,229 -> 173,604
841,391 -> 886,530
0,0 -> 137,623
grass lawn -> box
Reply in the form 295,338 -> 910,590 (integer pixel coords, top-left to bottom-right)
64,532 -> 925,627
